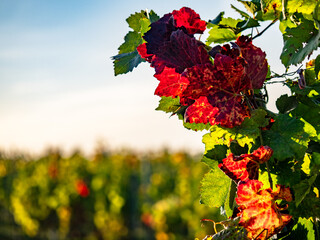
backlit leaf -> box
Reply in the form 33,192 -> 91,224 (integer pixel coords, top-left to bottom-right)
206,18 -> 242,44
154,67 -> 189,98
200,162 -> 232,208
155,96 -> 180,113
172,7 -> 207,34
236,180 -> 292,239
219,146 -> 273,183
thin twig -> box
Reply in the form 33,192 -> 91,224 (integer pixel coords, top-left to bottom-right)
252,19 -> 278,40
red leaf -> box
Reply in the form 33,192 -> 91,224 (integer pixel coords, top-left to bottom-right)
181,52 -> 250,128
172,7 -> 207,35
154,67 -> 189,98
236,180 -> 292,239
207,92 -> 249,128
219,146 -> 273,182
184,96 -> 218,125
236,36 -> 268,89
137,43 -> 153,62
152,30 -> 211,74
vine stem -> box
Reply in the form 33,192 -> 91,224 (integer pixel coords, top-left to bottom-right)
252,19 -> 278,40
259,129 -> 273,189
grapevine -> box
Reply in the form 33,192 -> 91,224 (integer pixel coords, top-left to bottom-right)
113,1 -> 320,239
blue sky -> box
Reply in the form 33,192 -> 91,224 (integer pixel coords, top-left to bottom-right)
0,0 -> 295,154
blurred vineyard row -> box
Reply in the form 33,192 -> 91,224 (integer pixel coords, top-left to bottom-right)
0,148 -> 221,240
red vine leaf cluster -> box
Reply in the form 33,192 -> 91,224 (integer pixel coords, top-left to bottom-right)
135,7 -> 293,238
138,7 -> 269,128
236,180 -> 292,239
219,146 -> 292,239
218,146 -> 273,183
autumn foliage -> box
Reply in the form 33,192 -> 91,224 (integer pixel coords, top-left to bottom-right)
114,2 -> 320,239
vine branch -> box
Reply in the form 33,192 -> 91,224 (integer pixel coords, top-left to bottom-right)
252,19 -> 278,40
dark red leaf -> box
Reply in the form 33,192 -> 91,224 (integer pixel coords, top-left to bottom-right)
143,13 -> 176,55
236,36 -> 268,89
172,7 -> 207,35
181,51 -> 250,128
152,30 -> 211,74
207,92 -> 249,128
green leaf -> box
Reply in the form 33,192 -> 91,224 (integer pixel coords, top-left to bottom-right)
155,96 -> 180,113
305,67 -> 318,86
206,17 -> 242,44
259,0 -> 282,20
262,114 -> 310,161
281,18 -> 320,67
113,10 -> 156,75
231,4 -> 250,19
223,181 -> 237,218
202,111 -> 265,152
250,108 -> 270,128
118,31 -> 143,54
291,102 -> 320,134
273,160 -> 302,187
290,193 -> 320,218
312,152 -> 320,165
236,18 -> 260,31
112,51 -> 143,76
237,0 -> 261,16
286,0 -> 319,18
280,218 -> 316,240
315,54 -> 320,77
183,122 -> 211,131
148,10 -> 160,23
293,174 -> 317,206
209,12 -> 224,24
200,162 -> 232,208
276,94 -> 299,114
279,18 -> 298,34
259,170 -> 278,187
126,11 -> 148,32
139,18 -> 151,35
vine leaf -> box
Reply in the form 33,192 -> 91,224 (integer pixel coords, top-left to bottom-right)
286,0 -> 319,18
315,54 -> 320,77
112,10 -> 156,75
279,217 -> 316,240
262,114 -> 311,161
292,174 -> 317,207
200,162 -> 232,208
219,146 -> 273,183
206,17 -> 242,44
154,67 -> 189,98
236,180 -> 292,240
155,96 -> 180,113
281,17 -> 320,67
184,96 -> 219,125
276,94 -> 299,114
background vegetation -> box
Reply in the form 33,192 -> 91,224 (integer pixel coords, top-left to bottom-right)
0,148 -> 221,240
